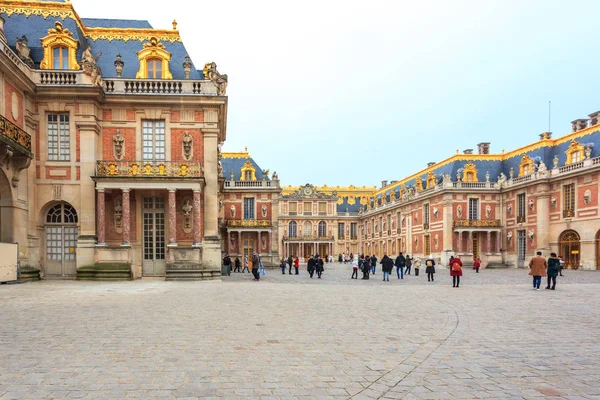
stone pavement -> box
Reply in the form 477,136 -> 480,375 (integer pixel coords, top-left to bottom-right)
1,264 -> 600,400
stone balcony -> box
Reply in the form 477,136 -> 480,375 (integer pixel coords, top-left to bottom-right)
95,160 -> 203,178
226,220 -> 272,228
223,179 -> 280,189
282,235 -> 335,242
0,114 -> 32,155
453,219 -> 502,229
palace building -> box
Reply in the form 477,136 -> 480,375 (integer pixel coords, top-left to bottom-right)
0,0 -> 228,280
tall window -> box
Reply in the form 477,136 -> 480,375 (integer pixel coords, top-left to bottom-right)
350,222 -> 357,240
338,223 -> 345,239
244,171 -> 252,181
303,202 -> 312,214
289,202 -> 297,214
523,164 -> 531,176
142,120 -> 165,161
243,197 -> 255,220
318,221 -> 327,238
423,204 -> 430,225
372,219 -> 375,234
387,215 -> 392,232
572,151 -> 582,164
563,184 -> 575,216
52,46 -> 69,69
379,217 -> 383,233
469,198 -> 479,221
47,113 -> 70,161
146,59 -> 163,79
318,202 -> 327,214
303,221 -> 312,237
288,221 -> 297,238
517,194 -> 526,219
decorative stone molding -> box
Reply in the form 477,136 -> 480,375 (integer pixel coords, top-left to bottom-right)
113,130 -> 124,160
40,22 -> 79,70
182,132 -> 193,161
136,37 -> 172,79
182,198 -> 193,233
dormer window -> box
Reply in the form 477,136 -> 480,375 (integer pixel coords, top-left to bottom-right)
565,140 -> 585,165
571,150 -> 582,163
52,46 -> 69,69
244,170 -> 252,181
146,59 -> 163,79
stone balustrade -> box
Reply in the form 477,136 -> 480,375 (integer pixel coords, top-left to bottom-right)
224,180 -> 279,189
282,235 -> 335,242
95,160 -> 203,178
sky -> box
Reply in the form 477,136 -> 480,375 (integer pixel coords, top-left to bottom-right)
73,0 -> 600,187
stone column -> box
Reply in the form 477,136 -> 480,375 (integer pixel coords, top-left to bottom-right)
535,183 -> 551,254
227,231 -> 231,253
457,231 -> 462,253
496,231 -> 501,253
121,189 -> 130,246
468,231 -> 473,253
192,190 -> 202,247
487,230 -> 492,254
96,189 -> 106,246
442,196 -> 454,252
202,127 -> 221,273
168,189 -> 177,246
267,231 -> 271,255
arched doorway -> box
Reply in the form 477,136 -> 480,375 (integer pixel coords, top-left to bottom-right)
559,230 -> 580,270
45,202 -> 78,276
0,169 -> 13,243
596,230 -> 600,270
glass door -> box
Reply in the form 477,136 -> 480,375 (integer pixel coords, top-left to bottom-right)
517,230 -> 526,268
143,197 -> 166,276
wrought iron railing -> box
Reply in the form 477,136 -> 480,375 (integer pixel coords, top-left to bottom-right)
282,235 -> 335,242
227,220 -> 272,228
95,160 -> 203,178
453,219 -> 501,228
0,115 -> 32,152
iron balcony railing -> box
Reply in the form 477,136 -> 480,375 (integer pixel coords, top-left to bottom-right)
453,219 -> 501,228
0,114 -> 32,153
96,160 -> 203,178
227,220 -> 272,228
282,235 -> 335,242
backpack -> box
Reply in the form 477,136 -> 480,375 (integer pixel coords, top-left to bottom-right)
451,261 -> 462,272
426,260 -> 433,267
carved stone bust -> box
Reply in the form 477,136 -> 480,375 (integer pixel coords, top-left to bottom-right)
113,131 -> 124,160
182,132 -> 193,161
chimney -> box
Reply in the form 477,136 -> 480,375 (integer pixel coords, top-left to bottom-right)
572,119 -> 588,132
381,180 -> 388,188
477,142 -> 490,154
589,111 -> 600,126
427,162 -> 436,167
463,149 -> 473,155
539,132 -> 552,140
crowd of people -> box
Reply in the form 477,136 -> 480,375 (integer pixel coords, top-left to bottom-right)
223,250 -> 567,288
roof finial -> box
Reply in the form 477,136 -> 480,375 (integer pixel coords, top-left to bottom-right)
244,146 -> 248,153
172,19 -> 178,30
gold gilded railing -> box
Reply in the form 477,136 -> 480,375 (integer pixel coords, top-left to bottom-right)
453,219 -> 501,228
282,235 -> 335,242
96,160 -> 203,178
227,220 -> 272,228
0,115 -> 32,153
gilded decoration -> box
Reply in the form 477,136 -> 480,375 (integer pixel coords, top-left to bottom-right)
453,219 -> 501,228
462,162 -> 479,182
0,115 -> 32,153
95,160 -> 202,178
136,37 -> 173,79
86,28 -> 181,43
240,160 -> 257,181
425,171 -> 436,189
415,178 -> 423,192
518,155 -> 535,177
565,140 -> 585,164
227,220 -> 272,228
40,21 -> 80,70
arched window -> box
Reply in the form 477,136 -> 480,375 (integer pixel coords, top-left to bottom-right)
318,221 -> 327,238
303,221 -> 312,237
146,58 -> 163,79
45,202 -> 78,276
53,46 -> 69,69
559,230 -> 580,270
288,221 -> 297,238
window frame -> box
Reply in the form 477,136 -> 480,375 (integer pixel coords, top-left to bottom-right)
318,221 -> 327,238
288,221 -> 297,238
468,198 -> 479,221
243,197 -> 255,220
338,222 -> 345,239
563,184 -> 575,214
146,58 -> 163,79
47,113 -> 70,161
52,46 -> 69,70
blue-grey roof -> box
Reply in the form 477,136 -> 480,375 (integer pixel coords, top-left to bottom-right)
222,157 -> 268,181
80,18 -> 153,29
336,198 -> 363,214
1,13 -> 203,80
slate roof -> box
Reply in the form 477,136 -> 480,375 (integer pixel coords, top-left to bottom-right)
222,156 -> 268,181
1,12 -> 203,80
336,198 -> 363,214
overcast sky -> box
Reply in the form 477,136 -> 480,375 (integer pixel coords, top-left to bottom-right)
74,0 -> 600,187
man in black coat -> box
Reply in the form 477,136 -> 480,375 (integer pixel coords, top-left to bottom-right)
287,255 -> 293,275
371,254 -> 378,275
316,256 -> 324,278
362,255 -> 370,279
381,254 -> 394,281
395,252 -> 405,279
307,256 -> 316,278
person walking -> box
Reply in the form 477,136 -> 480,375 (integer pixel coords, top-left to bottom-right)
473,256 -> 481,273
362,255 -> 371,279
294,256 -> 300,275
242,255 -> 249,273
413,257 -> 421,276
425,255 -> 436,282
529,251 -> 547,290
280,258 -> 286,274
546,252 -> 560,290
287,255 -> 293,275
351,256 -> 359,279
251,252 -> 260,281
233,256 -> 241,273
405,254 -> 412,275
316,256 -> 324,278
558,255 -> 565,276
307,256 -> 316,278
450,256 -> 463,287
381,254 -> 394,281
370,254 -> 378,275
395,252 -> 405,279
222,254 -> 232,276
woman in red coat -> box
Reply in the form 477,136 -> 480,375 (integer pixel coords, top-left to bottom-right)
449,256 -> 463,288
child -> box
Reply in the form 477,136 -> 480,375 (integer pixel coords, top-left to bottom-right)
413,257 -> 421,276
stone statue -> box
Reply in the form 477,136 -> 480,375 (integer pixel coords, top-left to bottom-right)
182,199 -> 193,229
230,234 -> 236,247
553,155 -> 559,168
457,205 -> 463,218
497,172 -> 507,187
272,171 -> 278,180
261,204 -> 267,218
456,171 -> 461,181
261,235 -> 266,250
204,62 -> 228,95
230,205 -> 235,218
113,131 -> 124,160
230,170 -> 235,181
15,35 -> 34,67
114,199 -> 122,228
585,145 -> 592,159
507,231 -> 513,242
509,167 -> 514,179
528,199 -> 534,211
507,204 -> 512,215
528,229 -> 535,242
551,196 -> 556,209
433,207 -> 438,218
81,45 -> 103,86
485,205 -> 491,218
442,173 -> 452,186
538,160 -> 548,175
485,171 -> 490,183
182,132 -> 193,161
217,160 -> 223,177
217,141 -> 223,159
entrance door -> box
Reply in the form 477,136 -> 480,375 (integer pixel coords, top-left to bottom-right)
243,236 -> 255,268
517,230 -> 526,268
143,197 -> 166,276
318,243 -> 328,257
559,230 -> 580,270
45,203 -> 78,276
472,233 -> 479,258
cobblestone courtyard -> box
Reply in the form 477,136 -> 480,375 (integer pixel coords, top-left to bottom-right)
2,265 -> 600,399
